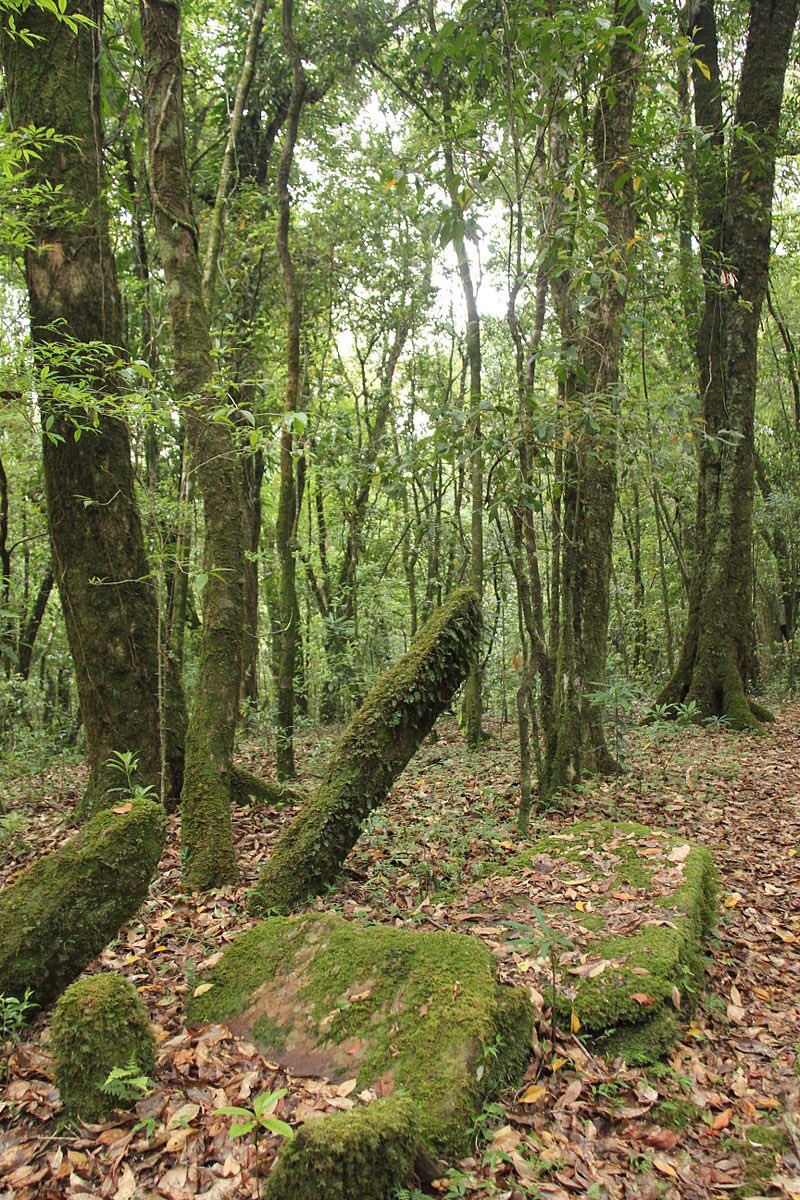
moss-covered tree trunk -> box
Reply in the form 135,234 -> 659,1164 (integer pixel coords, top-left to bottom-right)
1,0 -> 164,811
0,799 -> 165,1008
655,0 -> 798,727
542,1 -> 645,798
249,587 -> 481,913
140,0 -> 245,887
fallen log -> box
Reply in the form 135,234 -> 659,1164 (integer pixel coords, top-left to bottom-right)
248,587 -> 481,914
0,798 -> 165,1007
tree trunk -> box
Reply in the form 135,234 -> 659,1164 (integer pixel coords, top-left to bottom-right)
141,0 -> 245,887
274,0 -> 307,780
17,562 -> 54,680
248,587 -> 481,913
1,0 -> 163,811
543,0 -> 645,797
656,0 -> 798,727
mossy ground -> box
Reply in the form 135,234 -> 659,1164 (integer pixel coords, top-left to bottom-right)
188,911 -> 533,1192
484,820 -> 717,1061
50,972 -> 156,1123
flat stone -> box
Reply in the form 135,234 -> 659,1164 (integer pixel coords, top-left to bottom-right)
187,912 -> 534,1199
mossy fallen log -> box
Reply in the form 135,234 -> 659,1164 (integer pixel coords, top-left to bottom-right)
248,587 -> 481,914
187,911 -> 533,1196
0,798 -> 165,1008
504,820 -> 717,1062
51,972 -> 156,1122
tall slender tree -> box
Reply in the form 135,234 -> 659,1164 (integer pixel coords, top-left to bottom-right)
140,0 -> 246,887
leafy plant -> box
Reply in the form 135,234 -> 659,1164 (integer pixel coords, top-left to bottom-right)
502,904 -> 574,1055
102,1056 -> 153,1103
218,1088 -> 294,1142
0,988 -> 37,1077
106,750 -> 157,802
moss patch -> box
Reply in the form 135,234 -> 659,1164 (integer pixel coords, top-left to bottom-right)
187,912 -> 533,1192
0,798 -> 166,1008
497,820 -> 716,1062
50,972 -> 156,1123
263,1097 -> 418,1200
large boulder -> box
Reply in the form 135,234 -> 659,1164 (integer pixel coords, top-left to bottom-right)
187,912 -> 533,1198
0,798 -> 166,1008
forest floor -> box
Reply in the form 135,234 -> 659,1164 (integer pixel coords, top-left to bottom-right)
0,704 -> 799,1199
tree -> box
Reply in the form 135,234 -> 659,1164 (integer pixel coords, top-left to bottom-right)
140,0 -> 246,887
656,0 -> 799,726
1,0 -> 164,810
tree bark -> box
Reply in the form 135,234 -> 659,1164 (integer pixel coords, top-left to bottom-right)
274,0 -> 307,780
656,0 -> 798,727
248,587 -> 481,913
141,0 -> 246,887
17,562 -> 54,680
543,0 -> 645,797
1,0 -> 163,810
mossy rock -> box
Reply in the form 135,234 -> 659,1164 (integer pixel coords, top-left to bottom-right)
187,912 -> 533,1196
504,820 -> 717,1062
51,972 -> 156,1123
0,798 -> 166,1008
263,1097 -> 419,1200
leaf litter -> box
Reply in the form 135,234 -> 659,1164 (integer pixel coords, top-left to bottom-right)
0,708 -> 799,1197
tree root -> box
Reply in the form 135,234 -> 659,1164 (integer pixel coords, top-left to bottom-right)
230,765 -> 307,807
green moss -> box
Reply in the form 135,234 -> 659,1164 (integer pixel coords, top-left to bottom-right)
505,821 -> 716,1063
578,913 -> 606,933
50,972 -> 156,1123
181,754 -> 238,891
744,1123 -> 788,1150
723,1126 -> 789,1198
263,1097 -> 418,1200
248,588 -> 481,915
0,798 -> 166,1008
655,1098 -> 702,1130
187,912 -> 532,1158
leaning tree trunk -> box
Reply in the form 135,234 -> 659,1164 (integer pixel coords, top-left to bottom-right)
141,0 -> 245,887
542,0 -> 645,798
656,0 -> 798,727
248,587 -> 481,913
1,0 -> 163,811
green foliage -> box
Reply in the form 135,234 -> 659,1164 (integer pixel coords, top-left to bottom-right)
0,986 -> 37,1078
102,1055 -> 153,1104
218,1088 -> 294,1141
